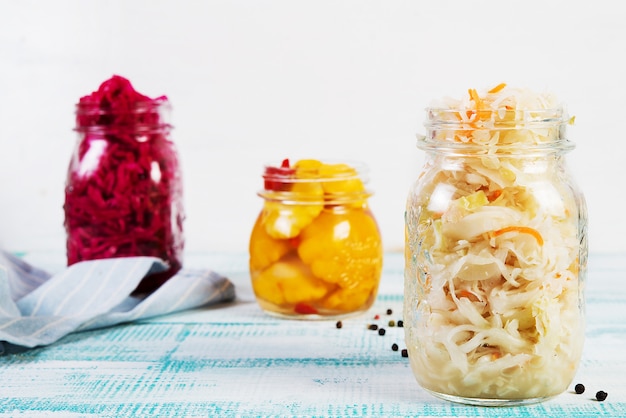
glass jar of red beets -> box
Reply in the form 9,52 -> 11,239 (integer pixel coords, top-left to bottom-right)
64,75 -> 185,294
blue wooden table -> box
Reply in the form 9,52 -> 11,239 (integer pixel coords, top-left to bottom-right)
1,251 -> 624,417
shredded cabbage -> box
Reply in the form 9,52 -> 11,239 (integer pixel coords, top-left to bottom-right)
405,84 -> 586,402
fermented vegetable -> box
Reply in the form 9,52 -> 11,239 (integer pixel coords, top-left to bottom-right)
65,75 -> 184,293
250,159 -> 383,318
404,84 -> 587,404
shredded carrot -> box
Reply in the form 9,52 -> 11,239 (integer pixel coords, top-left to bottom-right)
468,88 -> 483,108
457,289 -> 479,302
492,226 -> 544,246
458,86 -> 507,138
487,189 -> 502,202
488,83 -> 507,94
465,88 -> 488,131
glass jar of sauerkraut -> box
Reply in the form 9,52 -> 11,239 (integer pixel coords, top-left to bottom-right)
404,84 -> 587,406
249,158 -> 383,319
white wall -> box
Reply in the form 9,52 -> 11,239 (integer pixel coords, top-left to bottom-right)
1,0 -> 625,256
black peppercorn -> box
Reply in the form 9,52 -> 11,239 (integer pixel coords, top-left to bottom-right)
391,343 -> 399,351
335,321 -> 343,329
378,328 -> 386,336
574,383 -> 585,394
401,349 -> 408,358
596,391 -> 608,402
386,309 -> 393,315
397,320 -> 404,328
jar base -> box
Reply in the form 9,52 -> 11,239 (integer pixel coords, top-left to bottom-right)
258,306 -> 371,321
424,389 -> 557,407
255,298 -> 375,321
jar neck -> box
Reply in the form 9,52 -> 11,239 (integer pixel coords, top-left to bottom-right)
258,188 -> 373,205
418,107 -> 575,156
75,99 -> 172,134
433,153 -> 566,178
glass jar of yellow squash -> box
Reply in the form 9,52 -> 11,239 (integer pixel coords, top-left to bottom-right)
249,158 -> 383,319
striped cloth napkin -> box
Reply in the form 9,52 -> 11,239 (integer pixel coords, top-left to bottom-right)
0,250 -> 236,355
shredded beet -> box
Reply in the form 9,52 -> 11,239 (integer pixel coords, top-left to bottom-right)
64,75 -> 184,293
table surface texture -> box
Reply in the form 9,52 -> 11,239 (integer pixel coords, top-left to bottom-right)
0,251 -> 624,418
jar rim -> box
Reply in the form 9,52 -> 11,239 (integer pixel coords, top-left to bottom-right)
424,106 -> 568,126
258,158 -> 373,202
261,158 -> 370,183
74,98 -> 172,132
75,97 -> 171,114
415,134 -> 576,154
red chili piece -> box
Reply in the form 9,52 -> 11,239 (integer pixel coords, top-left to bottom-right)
263,158 -> 295,191
294,302 -> 318,315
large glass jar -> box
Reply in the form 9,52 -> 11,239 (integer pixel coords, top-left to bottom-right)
249,158 -> 383,319
404,85 -> 587,406
64,76 -> 185,294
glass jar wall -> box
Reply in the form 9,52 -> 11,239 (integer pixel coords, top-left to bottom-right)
404,85 -> 587,406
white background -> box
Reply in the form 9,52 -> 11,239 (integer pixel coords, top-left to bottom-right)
1,1 -> 625,257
